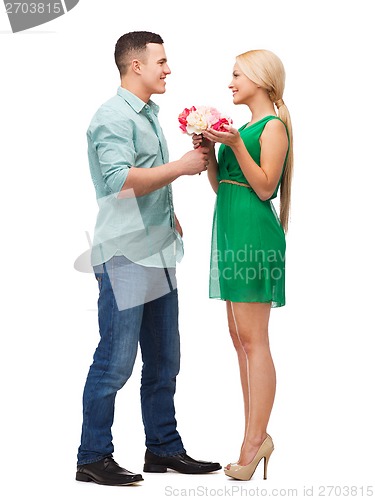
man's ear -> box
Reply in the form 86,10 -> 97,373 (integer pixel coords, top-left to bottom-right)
131,59 -> 142,74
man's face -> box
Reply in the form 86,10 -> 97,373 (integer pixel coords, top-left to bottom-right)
139,43 -> 171,96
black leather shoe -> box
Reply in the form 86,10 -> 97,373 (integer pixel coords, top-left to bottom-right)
76,456 -> 144,485
143,449 -> 222,474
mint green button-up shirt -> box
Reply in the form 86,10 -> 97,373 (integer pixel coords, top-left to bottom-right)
87,87 -> 183,267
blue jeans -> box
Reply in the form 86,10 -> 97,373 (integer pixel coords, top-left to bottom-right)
77,256 -> 185,465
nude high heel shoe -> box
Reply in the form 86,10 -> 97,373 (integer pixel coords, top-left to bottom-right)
224,434 -> 274,481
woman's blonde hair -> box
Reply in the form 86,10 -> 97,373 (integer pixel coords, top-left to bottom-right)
236,49 -> 294,232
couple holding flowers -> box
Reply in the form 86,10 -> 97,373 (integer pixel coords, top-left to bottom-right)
75,30 -> 293,486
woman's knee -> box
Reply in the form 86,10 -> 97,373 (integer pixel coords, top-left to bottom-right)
228,326 -> 243,352
239,332 -> 270,356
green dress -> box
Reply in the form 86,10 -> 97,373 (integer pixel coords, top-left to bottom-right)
209,115 -> 288,307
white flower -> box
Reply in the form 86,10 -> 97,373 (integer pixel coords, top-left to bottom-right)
186,108 -> 209,134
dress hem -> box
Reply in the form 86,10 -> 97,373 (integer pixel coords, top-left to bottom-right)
209,295 -> 285,308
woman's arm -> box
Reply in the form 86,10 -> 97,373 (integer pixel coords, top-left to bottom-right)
203,120 -> 288,200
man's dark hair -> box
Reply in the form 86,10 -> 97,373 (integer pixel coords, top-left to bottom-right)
115,31 -> 164,76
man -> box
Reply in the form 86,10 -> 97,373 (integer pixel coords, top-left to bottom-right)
76,31 -> 221,486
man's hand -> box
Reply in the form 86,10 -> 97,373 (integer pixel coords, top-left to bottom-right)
178,147 -> 210,176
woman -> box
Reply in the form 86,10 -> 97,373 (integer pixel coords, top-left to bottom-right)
194,49 -> 293,481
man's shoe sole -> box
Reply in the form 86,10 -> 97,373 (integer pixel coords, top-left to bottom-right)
76,471 -> 144,485
143,463 -> 221,474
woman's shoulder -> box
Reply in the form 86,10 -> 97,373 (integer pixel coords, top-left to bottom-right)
262,116 -> 288,136
260,116 -> 289,151
262,115 -> 288,132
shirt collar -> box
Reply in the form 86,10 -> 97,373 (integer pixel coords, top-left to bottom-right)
117,87 -> 159,116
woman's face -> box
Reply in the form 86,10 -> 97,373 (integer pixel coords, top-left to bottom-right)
229,63 -> 259,105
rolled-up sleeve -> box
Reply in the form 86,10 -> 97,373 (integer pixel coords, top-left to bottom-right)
89,110 -> 136,194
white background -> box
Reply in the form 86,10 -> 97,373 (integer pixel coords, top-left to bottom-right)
1,1 -> 374,499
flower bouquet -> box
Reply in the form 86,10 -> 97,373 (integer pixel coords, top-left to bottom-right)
178,106 -> 232,135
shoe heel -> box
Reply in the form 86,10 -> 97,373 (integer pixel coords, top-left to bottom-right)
75,472 -> 92,482
263,456 -> 268,480
143,463 -> 168,473
263,449 -> 273,480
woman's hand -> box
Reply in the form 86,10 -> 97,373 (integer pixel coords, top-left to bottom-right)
202,125 -> 241,148
192,133 -> 215,150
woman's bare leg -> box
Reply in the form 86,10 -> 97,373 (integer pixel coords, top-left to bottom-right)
230,301 -> 276,466
226,301 -> 249,457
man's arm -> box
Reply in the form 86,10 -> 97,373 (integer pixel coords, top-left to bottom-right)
90,110 -> 209,198
89,111 -> 135,195
121,148 -> 209,197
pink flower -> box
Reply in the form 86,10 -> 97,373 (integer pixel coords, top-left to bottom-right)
178,106 -> 196,133
211,117 -> 232,132
206,107 -> 221,124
